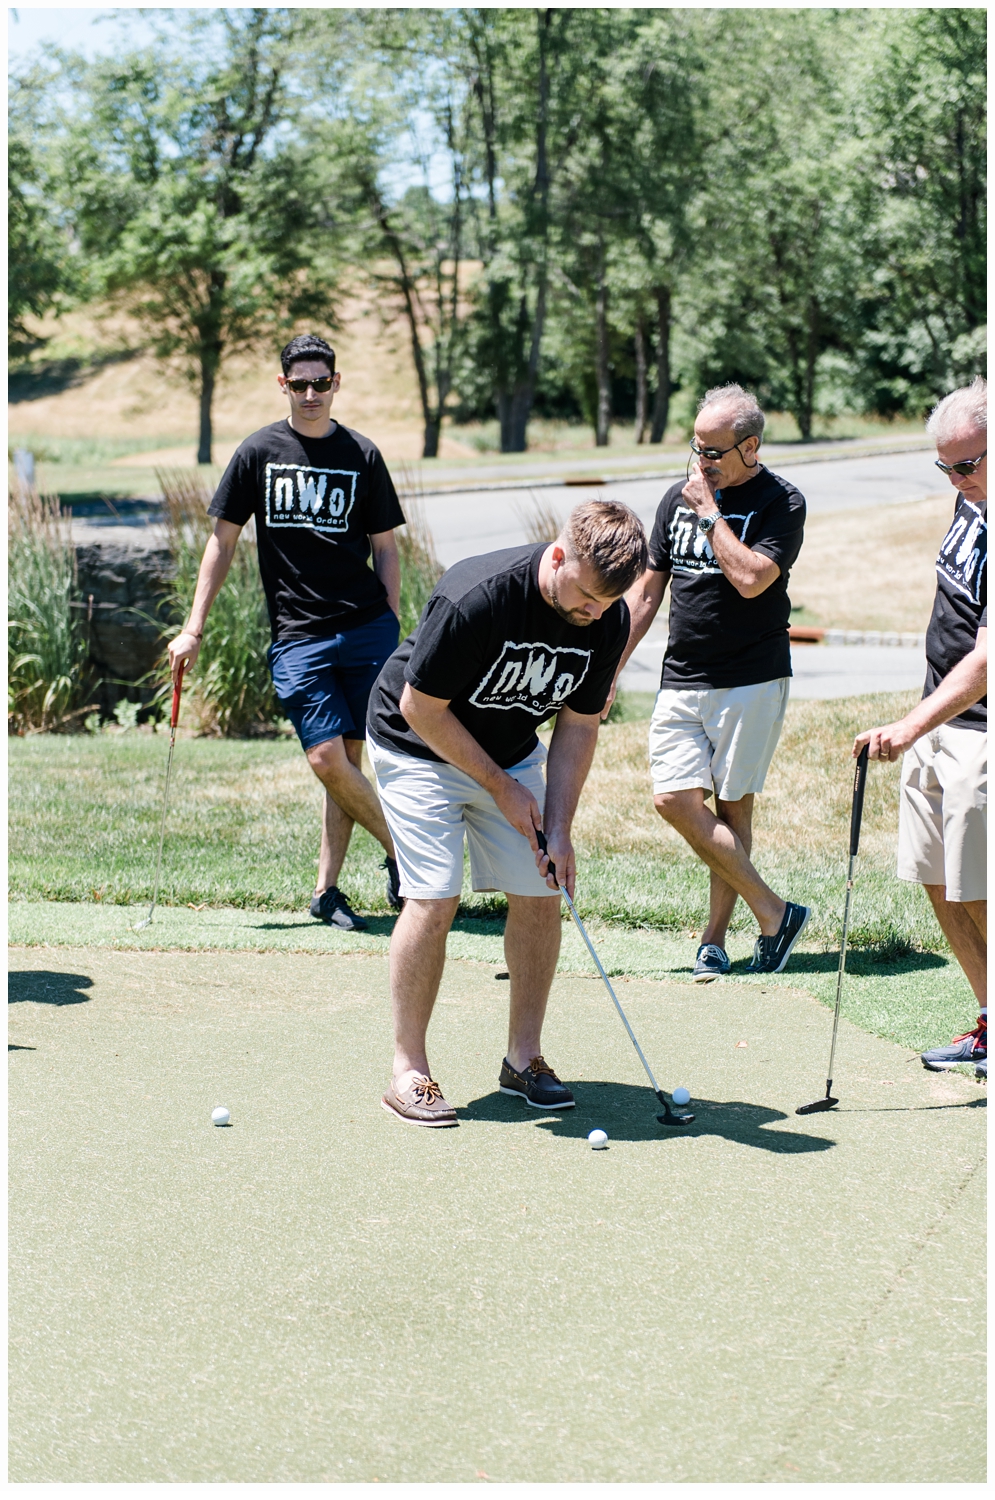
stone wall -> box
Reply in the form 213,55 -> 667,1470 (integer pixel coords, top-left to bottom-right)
73,545 -> 176,719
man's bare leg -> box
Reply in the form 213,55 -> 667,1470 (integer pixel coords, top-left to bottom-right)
923,885 -> 987,1005
390,895 -> 461,1089
655,787 -> 785,936
700,793 -> 755,949
504,894 -> 562,1070
307,736 -> 395,894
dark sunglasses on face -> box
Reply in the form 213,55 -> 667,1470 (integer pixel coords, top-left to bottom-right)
286,376 -> 334,394
690,437 -> 746,461
934,450 -> 986,477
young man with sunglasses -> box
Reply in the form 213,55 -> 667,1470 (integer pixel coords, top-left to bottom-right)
607,383 -> 809,982
168,334 -> 405,928
854,377 -> 987,1081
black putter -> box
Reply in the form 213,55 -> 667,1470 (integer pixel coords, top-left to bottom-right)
797,745 -> 869,1115
536,831 -> 693,1127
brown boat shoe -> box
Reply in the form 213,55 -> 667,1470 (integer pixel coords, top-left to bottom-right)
381,1073 -> 459,1127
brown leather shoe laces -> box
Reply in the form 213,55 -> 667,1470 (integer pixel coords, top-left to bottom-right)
528,1056 -> 557,1078
410,1076 -> 444,1107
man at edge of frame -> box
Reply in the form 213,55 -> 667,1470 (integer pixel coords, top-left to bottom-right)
854,376 -> 987,1082
167,333 -> 405,930
365,500 -> 648,1127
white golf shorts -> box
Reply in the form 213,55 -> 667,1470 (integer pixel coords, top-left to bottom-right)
649,678 -> 790,802
897,725 -> 987,903
367,737 -> 556,901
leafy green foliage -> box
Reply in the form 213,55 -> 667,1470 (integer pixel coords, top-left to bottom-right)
7,487 -> 94,733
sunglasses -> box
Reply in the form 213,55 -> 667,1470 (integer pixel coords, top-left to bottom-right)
934,450 -> 986,477
285,376 -> 334,394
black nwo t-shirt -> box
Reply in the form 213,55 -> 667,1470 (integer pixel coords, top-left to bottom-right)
208,420 -> 406,640
368,544 -> 629,769
648,466 -> 806,688
923,496 -> 987,730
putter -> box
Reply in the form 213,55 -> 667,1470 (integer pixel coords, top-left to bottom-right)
536,831 -> 693,1126
134,663 -> 184,931
796,745 -> 869,1115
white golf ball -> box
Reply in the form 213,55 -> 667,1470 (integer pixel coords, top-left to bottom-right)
211,1106 -> 231,1126
671,1087 -> 691,1107
588,1129 -> 608,1149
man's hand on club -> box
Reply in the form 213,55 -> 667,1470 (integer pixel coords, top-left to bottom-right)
537,827 -> 576,899
168,630 -> 202,685
493,775 -> 544,849
853,719 -> 918,762
681,462 -> 718,516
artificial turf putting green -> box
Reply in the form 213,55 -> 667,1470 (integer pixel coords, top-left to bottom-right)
9,947 -> 985,1483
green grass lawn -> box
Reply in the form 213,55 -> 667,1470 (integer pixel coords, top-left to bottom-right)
8,691 -> 977,1054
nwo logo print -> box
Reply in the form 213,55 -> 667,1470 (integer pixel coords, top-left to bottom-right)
264,464 -> 358,531
469,641 -> 593,716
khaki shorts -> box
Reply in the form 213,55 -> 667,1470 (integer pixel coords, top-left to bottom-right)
649,679 -> 789,802
897,725 -> 987,903
368,737 -> 556,901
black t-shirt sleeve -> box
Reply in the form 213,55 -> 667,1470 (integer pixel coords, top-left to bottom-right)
207,445 -> 256,526
403,596 -> 490,702
560,602 -> 630,714
363,446 -> 406,534
647,491 -> 678,573
749,490 -> 805,573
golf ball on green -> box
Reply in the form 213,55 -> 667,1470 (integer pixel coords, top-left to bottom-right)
211,1106 -> 231,1126
588,1129 -> 608,1149
672,1087 -> 691,1106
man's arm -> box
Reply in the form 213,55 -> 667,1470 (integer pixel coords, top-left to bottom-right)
601,567 -> 669,720
682,466 -> 780,598
853,628 -> 987,761
167,519 -> 242,684
399,681 -> 544,843
370,529 -> 401,619
539,707 -> 602,897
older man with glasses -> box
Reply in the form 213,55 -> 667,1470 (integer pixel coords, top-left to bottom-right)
607,383 -> 809,981
855,376 -> 987,1081
168,333 -> 406,929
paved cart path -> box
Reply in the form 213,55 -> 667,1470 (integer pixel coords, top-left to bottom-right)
9,947 -> 984,1483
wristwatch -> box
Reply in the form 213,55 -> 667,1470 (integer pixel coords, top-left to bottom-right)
697,511 -> 722,533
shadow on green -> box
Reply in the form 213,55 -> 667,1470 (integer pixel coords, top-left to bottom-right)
8,971 -> 94,1006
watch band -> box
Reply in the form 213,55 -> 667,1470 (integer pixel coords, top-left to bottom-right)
697,511 -> 722,533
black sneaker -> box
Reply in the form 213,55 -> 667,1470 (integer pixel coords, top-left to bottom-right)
384,856 -> 404,911
745,902 -> 811,974
309,886 -> 368,931
499,1055 -> 575,1109
693,943 -> 731,983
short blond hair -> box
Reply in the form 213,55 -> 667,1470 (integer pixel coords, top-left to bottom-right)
926,376 -> 987,444
560,500 -> 648,596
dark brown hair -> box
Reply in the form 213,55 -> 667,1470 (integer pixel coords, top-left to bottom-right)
561,500 -> 648,596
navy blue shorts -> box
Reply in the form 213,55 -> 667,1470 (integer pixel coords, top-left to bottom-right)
268,611 -> 399,752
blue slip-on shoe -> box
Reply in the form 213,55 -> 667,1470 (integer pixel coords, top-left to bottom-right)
746,902 -> 811,974
693,944 -> 731,983
921,1016 -> 986,1072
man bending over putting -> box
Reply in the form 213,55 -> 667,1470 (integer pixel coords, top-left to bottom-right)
607,384 -> 809,982
168,334 -> 404,929
854,377 -> 987,1081
366,501 -> 647,1126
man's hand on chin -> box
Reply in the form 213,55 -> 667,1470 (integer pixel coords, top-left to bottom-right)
681,465 -> 718,516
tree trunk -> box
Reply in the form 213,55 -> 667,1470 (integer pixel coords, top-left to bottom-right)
649,285 -> 671,445
634,312 -> 647,445
197,349 -> 219,465
594,276 -> 611,448
422,417 -> 441,459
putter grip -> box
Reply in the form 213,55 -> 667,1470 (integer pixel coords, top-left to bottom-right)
535,828 -> 556,882
171,662 -> 185,730
850,745 -> 869,857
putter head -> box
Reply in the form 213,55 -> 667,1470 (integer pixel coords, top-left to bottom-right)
796,1096 -> 838,1115
133,916 -> 153,932
656,1093 -> 695,1126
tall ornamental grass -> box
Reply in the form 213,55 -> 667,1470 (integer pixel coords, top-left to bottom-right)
158,468 -> 280,737
394,468 -> 445,639
8,485 -> 94,733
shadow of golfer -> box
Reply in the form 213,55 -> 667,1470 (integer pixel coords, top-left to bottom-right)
8,971 -> 93,1006
253,915 -> 397,936
729,948 -> 949,978
460,1082 -> 835,1151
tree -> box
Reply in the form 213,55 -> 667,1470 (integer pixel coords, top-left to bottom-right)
8,75 -> 76,356
58,9 -> 341,463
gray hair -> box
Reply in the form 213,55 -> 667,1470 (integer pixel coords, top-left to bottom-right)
697,383 -> 765,443
926,376 -> 987,444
